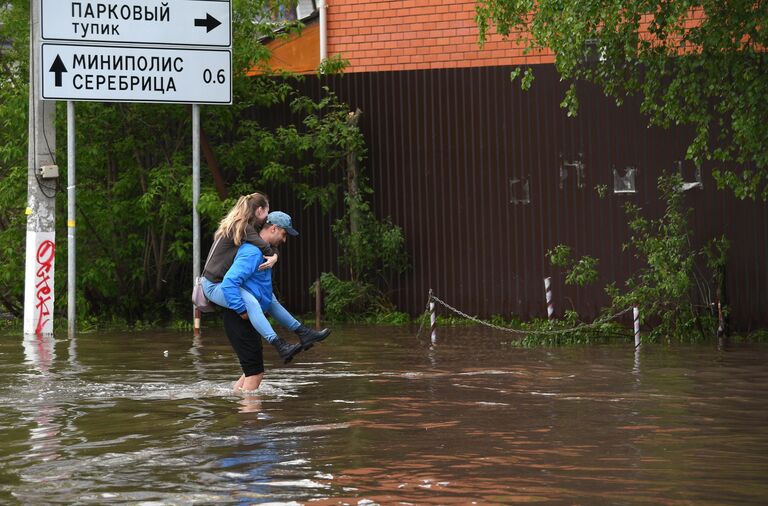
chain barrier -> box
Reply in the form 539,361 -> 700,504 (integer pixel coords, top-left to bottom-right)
426,293 -> 633,337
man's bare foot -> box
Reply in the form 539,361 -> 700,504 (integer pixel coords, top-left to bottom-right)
241,373 -> 263,391
233,374 -> 246,391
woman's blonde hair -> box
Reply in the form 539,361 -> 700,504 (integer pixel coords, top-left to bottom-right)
215,192 -> 269,245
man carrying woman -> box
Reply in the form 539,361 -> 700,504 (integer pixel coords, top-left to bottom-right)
200,192 -> 330,391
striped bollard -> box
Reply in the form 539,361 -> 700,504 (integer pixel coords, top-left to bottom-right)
429,289 -> 437,344
633,306 -> 640,348
544,277 -> 554,319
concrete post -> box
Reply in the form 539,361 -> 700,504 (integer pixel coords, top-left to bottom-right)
24,0 -> 57,338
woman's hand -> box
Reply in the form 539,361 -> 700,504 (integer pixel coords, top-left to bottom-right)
258,253 -> 278,271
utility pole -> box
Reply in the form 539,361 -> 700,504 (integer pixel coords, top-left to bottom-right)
24,0 -> 58,338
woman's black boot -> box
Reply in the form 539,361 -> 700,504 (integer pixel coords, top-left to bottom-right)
294,324 -> 331,351
271,336 -> 302,364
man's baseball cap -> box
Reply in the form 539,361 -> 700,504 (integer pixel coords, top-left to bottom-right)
266,211 -> 299,236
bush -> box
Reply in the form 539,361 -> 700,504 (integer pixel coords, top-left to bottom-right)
317,272 -> 400,323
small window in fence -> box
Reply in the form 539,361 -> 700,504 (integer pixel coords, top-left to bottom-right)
509,176 -> 531,205
613,166 -> 637,194
677,160 -> 703,191
560,154 -> 586,190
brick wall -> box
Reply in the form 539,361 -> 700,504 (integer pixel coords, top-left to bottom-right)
326,0 -> 555,72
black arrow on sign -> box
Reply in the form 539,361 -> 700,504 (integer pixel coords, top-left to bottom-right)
194,13 -> 221,33
49,55 -> 67,87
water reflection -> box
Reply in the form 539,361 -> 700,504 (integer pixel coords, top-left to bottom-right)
18,334 -> 65,491
238,393 -> 262,414
633,345 -> 641,375
22,334 -> 56,373
0,327 -> 766,504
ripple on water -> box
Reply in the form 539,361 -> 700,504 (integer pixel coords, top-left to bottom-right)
1,333 -> 768,505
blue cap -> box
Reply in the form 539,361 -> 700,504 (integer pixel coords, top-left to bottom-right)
266,211 -> 298,236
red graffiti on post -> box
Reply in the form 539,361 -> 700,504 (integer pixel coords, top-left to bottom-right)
35,240 -> 55,338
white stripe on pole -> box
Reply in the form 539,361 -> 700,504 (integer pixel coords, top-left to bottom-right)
429,289 -> 436,344
633,306 -> 641,347
545,277 -> 554,319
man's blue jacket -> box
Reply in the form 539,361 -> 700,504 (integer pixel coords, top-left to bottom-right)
220,242 -> 272,314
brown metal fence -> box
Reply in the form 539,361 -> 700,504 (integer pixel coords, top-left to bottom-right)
257,65 -> 767,329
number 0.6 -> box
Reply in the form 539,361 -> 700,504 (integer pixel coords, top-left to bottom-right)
203,69 -> 226,84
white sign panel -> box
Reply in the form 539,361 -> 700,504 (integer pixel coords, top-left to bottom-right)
41,43 -> 231,104
41,0 -> 231,47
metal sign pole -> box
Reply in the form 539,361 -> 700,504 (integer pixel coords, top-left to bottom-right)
37,0 -> 231,339
67,101 -> 76,337
192,104 -> 201,335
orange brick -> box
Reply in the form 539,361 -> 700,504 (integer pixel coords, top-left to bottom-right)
325,0 -> 587,72
404,6 -> 422,17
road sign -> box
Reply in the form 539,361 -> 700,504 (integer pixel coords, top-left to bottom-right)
41,43 -> 231,104
41,0 -> 231,47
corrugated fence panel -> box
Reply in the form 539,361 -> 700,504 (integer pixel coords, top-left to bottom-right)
251,65 -> 768,329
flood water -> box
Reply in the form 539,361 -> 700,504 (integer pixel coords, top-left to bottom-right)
1,325 -> 767,505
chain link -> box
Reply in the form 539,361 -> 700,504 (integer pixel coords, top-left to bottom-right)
429,294 -> 633,336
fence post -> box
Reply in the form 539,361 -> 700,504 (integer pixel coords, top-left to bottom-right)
194,308 -> 201,337
429,289 -> 437,343
545,277 -> 554,319
315,277 -> 321,329
633,306 -> 640,348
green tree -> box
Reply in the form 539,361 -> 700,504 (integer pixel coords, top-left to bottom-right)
0,0 -> 398,324
543,176 -> 728,341
280,101 -> 408,322
476,0 -> 768,199
0,1 -> 30,317
606,174 -> 728,341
